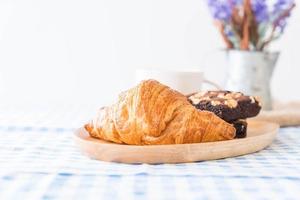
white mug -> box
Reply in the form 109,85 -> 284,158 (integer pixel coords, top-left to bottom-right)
135,69 -> 220,95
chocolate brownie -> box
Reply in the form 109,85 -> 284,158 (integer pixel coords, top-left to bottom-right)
231,120 -> 247,138
188,91 -> 261,122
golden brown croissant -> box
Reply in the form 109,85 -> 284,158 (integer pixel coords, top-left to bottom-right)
85,80 -> 235,145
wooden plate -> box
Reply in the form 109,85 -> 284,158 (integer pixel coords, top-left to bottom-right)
74,120 -> 279,164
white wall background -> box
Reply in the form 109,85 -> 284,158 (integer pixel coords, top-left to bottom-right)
0,0 -> 299,107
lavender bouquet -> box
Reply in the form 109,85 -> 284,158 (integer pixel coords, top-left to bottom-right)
207,0 -> 296,50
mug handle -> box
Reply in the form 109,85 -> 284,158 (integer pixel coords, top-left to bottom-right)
202,79 -> 222,90
186,79 -> 222,97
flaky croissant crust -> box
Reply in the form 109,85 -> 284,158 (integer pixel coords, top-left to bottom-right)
85,80 -> 235,145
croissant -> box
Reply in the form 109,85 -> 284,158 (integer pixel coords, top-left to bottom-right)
85,80 -> 236,145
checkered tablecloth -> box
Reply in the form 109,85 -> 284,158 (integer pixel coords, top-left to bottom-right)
0,104 -> 300,200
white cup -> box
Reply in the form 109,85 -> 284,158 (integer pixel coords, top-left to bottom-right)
135,69 -> 220,95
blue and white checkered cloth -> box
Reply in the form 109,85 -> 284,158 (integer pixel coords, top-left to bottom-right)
0,104 -> 300,200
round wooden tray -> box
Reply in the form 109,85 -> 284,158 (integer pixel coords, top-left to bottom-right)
74,120 -> 279,164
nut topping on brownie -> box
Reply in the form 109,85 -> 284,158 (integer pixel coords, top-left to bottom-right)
188,91 -> 261,122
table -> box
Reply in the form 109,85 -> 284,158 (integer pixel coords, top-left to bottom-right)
0,104 -> 300,200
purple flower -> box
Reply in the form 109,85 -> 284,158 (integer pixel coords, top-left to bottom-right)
276,18 -> 287,33
273,0 -> 295,13
230,0 -> 243,6
207,0 -> 242,21
251,0 -> 269,22
272,0 -> 295,33
207,0 -> 232,21
206,0 -> 296,50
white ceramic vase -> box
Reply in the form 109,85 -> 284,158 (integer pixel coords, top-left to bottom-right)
225,50 -> 279,110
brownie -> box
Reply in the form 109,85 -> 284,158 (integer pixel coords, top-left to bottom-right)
188,91 -> 261,122
231,120 -> 247,139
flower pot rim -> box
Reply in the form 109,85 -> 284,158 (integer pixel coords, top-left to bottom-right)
222,49 -> 280,55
